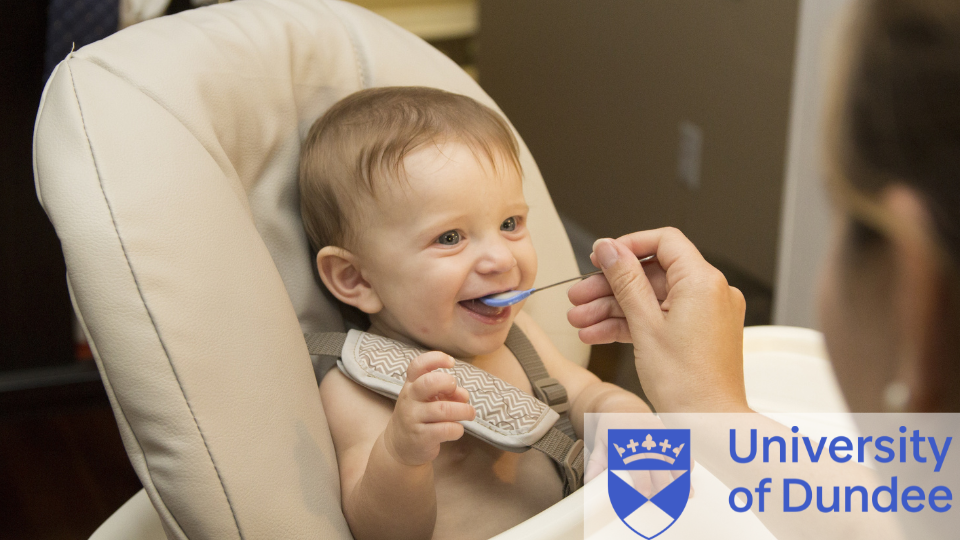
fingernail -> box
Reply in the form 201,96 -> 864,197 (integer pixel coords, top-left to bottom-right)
594,239 -> 620,269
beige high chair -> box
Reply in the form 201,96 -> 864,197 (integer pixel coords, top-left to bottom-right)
34,1 -> 849,538
34,0 -> 588,538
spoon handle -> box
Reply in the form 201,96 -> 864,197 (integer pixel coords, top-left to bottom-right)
532,254 -> 657,294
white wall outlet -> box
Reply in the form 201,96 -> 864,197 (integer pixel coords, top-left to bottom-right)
677,120 -> 703,190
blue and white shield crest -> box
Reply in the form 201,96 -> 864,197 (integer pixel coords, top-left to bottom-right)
607,429 -> 691,539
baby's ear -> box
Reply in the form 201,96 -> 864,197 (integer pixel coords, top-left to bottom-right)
316,246 -> 383,314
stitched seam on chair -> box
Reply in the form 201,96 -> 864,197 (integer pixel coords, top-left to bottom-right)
67,273 -> 190,539
67,60 -> 245,540
102,362 -> 191,540
322,0 -> 368,88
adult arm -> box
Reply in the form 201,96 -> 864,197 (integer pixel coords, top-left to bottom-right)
567,228 -> 902,539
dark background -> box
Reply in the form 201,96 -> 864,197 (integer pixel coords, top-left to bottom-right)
1,0 -> 73,373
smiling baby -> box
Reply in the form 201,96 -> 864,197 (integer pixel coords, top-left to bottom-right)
299,87 -> 652,540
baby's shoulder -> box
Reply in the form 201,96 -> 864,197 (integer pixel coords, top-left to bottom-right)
319,369 -> 393,447
320,368 -> 393,412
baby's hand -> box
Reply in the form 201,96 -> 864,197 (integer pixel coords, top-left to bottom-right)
383,351 -> 475,467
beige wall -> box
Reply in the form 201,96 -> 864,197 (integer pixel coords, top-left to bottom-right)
479,0 -> 799,286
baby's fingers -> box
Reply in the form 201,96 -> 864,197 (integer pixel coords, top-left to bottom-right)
585,446 -> 608,483
406,351 -> 455,383
438,385 -> 470,404
410,370 -> 460,402
422,421 -> 466,444
419,400 -> 475,424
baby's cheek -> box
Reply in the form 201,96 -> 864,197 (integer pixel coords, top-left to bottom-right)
414,303 -> 447,337
520,252 -> 538,287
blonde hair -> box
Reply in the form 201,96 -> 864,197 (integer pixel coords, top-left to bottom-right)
299,87 -> 522,251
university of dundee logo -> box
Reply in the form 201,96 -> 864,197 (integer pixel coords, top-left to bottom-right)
608,429 -> 691,539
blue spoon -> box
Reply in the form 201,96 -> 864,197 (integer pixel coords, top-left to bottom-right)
480,254 -> 657,307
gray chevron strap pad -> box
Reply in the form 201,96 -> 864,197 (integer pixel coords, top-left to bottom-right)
337,329 -> 560,452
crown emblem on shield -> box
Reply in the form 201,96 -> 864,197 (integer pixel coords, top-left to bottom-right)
607,428 -> 692,539
613,433 -> 686,465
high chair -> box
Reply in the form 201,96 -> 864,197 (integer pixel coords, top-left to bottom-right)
33,1 -> 848,538
34,0 -> 588,538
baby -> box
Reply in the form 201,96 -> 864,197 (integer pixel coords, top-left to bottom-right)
299,87 -> 652,540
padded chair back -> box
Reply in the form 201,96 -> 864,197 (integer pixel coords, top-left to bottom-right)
33,1 -> 586,538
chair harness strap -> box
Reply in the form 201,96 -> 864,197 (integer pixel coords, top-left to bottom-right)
304,325 -> 584,495
531,428 -> 584,497
304,331 -> 347,357
305,331 -> 346,383
502,325 -> 582,495
504,325 -> 577,440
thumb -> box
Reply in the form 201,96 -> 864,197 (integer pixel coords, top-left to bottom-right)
593,239 -> 662,327
585,446 -> 608,483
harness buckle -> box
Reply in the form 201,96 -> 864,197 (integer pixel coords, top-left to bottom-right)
562,439 -> 584,495
532,377 -> 569,414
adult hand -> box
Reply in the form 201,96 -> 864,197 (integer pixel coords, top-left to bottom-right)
586,413 -> 693,499
567,228 -> 749,413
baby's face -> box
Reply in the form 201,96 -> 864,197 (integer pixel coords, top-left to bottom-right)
356,142 -> 536,358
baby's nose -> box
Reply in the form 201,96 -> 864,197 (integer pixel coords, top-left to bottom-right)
476,242 -> 517,275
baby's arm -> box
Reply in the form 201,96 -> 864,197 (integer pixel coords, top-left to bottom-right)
513,311 -> 651,437
320,352 -> 475,540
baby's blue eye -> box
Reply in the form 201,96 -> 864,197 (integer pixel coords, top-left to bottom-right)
501,217 -> 517,232
437,230 -> 461,245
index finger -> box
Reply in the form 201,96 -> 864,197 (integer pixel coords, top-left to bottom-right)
615,228 -> 712,290
406,351 -> 455,383
567,274 -> 613,306
569,264 -> 669,306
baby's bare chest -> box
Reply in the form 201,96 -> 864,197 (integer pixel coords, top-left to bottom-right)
430,435 -> 563,539
348,344 -> 566,538
360,349 -> 564,536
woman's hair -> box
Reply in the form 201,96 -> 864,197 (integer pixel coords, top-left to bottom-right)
299,86 -> 522,251
835,0 -> 960,262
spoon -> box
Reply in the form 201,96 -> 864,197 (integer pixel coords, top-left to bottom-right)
479,254 -> 657,307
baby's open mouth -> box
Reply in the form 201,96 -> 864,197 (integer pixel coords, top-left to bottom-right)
459,298 -> 508,319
